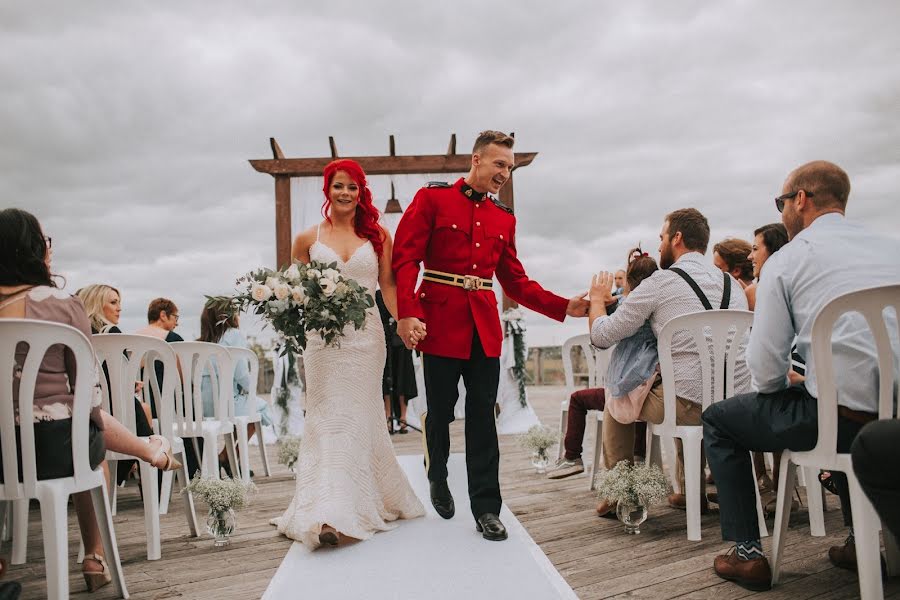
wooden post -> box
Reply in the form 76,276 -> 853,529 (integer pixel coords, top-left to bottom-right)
275,175 -> 291,268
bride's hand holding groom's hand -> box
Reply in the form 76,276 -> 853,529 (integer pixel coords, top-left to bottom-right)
398,317 -> 427,350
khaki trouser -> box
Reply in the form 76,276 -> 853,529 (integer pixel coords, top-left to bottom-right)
601,377 -> 704,493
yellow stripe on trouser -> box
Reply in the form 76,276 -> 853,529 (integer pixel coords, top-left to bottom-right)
421,411 -> 430,474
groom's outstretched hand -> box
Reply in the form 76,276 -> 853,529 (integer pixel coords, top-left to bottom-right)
566,293 -> 590,318
398,317 -> 427,350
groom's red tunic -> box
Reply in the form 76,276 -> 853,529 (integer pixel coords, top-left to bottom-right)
392,178 -> 568,360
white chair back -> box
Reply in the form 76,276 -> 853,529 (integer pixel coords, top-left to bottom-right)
169,341 -> 235,437
0,320 -> 96,500
228,347 -> 259,404
593,344 -> 616,389
561,334 -> 596,389
92,334 -> 177,443
657,309 -> 753,432
807,283 -> 900,461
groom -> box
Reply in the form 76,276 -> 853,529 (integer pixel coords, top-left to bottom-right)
393,130 -> 588,541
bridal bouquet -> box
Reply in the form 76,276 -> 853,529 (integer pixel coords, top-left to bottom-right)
210,260 -> 374,354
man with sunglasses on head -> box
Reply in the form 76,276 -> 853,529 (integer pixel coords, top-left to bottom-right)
703,160 -> 900,591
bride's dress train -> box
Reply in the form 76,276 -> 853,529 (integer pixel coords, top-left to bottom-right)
271,236 -> 424,548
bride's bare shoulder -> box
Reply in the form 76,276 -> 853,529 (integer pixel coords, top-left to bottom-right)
292,225 -> 320,261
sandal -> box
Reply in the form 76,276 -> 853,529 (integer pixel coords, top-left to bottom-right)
147,435 -> 182,472
82,553 -> 112,592
819,471 -> 839,495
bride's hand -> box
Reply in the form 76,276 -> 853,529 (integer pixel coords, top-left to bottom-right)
398,317 -> 427,349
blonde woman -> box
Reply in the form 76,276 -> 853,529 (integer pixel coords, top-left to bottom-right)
77,284 -> 155,483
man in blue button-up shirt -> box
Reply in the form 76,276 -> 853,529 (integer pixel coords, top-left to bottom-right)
703,161 -> 900,591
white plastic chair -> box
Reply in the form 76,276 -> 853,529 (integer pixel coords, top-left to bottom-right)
771,284 -> 900,599
586,343 -> 616,490
170,342 -> 239,480
0,320 -> 128,599
557,334 -> 597,461
228,347 -> 271,484
93,334 -> 199,557
645,309 -> 768,541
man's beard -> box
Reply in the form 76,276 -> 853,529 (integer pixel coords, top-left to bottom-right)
660,243 -> 675,269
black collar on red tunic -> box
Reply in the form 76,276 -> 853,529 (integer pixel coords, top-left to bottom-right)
459,182 -> 486,202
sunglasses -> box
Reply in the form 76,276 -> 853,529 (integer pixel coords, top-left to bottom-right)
775,189 -> 814,213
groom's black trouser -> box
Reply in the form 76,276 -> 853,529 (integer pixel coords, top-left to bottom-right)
422,331 -> 501,519
703,385 -> 864,542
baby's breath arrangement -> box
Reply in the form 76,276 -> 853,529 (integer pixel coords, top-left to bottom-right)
518,425 -> 557,455
183,475 -> 257,513
595,460 -> 669,507
277,435 -> 302,470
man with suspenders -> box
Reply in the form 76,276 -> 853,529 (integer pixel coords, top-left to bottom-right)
588,208 -> 751,517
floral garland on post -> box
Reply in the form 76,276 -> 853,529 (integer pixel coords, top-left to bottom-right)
501,308 -> 528,408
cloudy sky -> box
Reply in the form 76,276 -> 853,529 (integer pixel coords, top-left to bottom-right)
5,1 -> 899,346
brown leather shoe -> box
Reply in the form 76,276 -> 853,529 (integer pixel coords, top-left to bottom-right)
667,493 -> 709,514
596,500 -> 618,519
714,547 -> 772,591
829,537 -> 857,571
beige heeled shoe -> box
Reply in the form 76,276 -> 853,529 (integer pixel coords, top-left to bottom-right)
147,435 -> 182,472
82,553 -> 112,592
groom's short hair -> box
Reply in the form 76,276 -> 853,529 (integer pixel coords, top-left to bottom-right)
473,131 -> 514,154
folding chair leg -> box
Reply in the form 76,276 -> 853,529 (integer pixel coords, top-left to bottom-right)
750,451 -> 769,538
557,407 -> 568,461
647,431 -> 663,471
90,482 -> 129,599
846,476 -> 883,600
771,456 -> 798,584
256,425 -> 271,477
138,462 -> 161,560
682,437 -> 703,542
802,466 -> 826,536
224,432 -> 240,481
159,469 -> 174,515
236,424 -> 251,484
108,458 -> 118,516
11,499 -> 28,564
179,458 -> 199,537
202,433 -> 220,479
587,414 -> 602,491
37,491 -> 70,600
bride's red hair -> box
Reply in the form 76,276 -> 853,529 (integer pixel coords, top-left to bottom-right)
321,159 -> 384,258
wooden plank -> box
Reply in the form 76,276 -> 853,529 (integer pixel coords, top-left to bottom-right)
269,137 -> 285,160
249,152 -> 538,177
328,136 -> 338,158
447,133 -> 457,155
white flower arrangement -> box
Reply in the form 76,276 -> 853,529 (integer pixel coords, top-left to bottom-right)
518,424 -> 557,455
209,259 -> 374,354
594,460 -> 669,508
277,435 -> 302,470
183,475 -> 256,513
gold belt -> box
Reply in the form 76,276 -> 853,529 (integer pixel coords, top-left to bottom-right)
422,269 -> 493,291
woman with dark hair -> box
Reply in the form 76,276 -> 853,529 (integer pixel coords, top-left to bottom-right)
271,159 -> 424,548
745,223 -> 789,310
0,209 -> 181,591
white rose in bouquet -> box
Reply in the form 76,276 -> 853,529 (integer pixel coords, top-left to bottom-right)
251,283 -> 273,302
322,268 -> 340,281
284,263 -> 301,283
273,282 -> 291,301
265,276 -> 280,290
307,269 -> 321,280
320,278 -> 337,296
291,286 -> 306,304
334,282 -> 349,297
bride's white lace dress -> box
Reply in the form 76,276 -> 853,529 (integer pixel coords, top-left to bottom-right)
271,236 -> 424,548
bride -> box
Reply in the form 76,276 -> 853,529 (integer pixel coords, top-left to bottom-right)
271,159 -> 424,548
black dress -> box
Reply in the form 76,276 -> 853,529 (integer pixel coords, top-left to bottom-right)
375,291 -> 418,406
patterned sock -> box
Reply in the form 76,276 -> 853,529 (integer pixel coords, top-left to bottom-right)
736,539 -> 764,561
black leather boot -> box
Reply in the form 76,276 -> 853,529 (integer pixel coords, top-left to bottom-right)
429,480 -> 455,519
475,513 -> 508,541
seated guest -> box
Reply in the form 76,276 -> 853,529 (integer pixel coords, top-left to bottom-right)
198,298 -> 272,431
590,209 -> 751,516
852,420 -> 900,542
0,208 -> 181,592
547,249 -> 654,483
712,238 -> 754,289
77,284 -> 155,483
135,297 -> 183,344
702,161 -> 900,590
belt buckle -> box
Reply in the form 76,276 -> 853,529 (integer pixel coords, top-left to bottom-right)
462,275 -> 481,291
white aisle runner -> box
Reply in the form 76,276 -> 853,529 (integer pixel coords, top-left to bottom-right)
263,454 -> 577,600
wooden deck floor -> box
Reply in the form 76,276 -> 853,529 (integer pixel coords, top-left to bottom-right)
6,386 -> 899,599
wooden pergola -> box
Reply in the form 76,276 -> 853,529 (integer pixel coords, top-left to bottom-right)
250,134 -> 538,309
